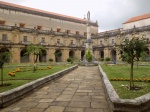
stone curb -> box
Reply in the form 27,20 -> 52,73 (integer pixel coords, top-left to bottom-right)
98,65 -> 150,112
0,65 -> 78,108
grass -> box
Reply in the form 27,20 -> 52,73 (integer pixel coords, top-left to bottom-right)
0,64 -> 73,93
101,64 -> 150,99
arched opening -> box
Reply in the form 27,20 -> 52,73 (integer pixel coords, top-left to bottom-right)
39,49 -> 47,62
55,50 -> 62,62
20,48 -> 29,63
99,50 -> 104,59
144,48 -> 150,61
111,50 -> 116,61
81,50 -> 85,61
0,48 -> 10,63
69,50 -> 75,59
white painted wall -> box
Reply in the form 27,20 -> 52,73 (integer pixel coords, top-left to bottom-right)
123,18 -> 150,30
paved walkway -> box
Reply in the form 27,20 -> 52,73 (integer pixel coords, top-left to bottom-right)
1,66 -> 110,112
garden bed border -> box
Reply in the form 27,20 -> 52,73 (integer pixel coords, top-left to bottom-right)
98,65 -> 150,112
0,65 -> 78,108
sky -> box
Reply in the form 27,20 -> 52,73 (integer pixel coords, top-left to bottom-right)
1,0 -> 150,32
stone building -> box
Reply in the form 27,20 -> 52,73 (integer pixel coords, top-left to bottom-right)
0,1 -> 150,63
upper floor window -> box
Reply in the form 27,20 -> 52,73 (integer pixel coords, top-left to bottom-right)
76,31 -> 79,35
84,32 -> 87,36
23,36 -> 27,42
100,40 -> 102,45
41,37 -> 45,43
2,34 -> 7,41
112,39 -> 115,44
0,20 -> 5,25
20,23 -> 25,28
57,39 -> 60,44
57,28 -> 61,32
66,30 -> 70,34
82,41 -> 85,45
70,40 -> 73,45
37,26 -> 42,30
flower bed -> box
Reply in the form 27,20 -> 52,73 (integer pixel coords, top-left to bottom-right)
110,78 -> 150,82
8,66 -> 52,77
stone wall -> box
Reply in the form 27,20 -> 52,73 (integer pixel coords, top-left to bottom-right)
0,65 -> 78,108
98,65 -> 150,112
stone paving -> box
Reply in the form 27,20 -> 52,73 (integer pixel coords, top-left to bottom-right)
0,66 -> 110,112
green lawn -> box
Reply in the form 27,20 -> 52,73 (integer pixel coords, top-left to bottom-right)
0,64 -> 72,93
101,65 -> 150,99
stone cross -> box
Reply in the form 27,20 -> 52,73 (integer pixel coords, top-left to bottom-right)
87,11 -> 90,21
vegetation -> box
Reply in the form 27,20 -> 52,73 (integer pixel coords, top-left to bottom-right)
105,57 -> 110,61
67,58 -> 73,64
0,65 -> 72,92
0,50 -> 11,86
49,58 -> 53,62
85,49 -> 93,62
119,35 -> 148,90
25,45 -> 45,71
101,65 -> 150,99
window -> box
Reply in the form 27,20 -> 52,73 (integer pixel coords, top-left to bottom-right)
2,34 -> 7,41
84,32 -> 87,36
57,39 -> 60,44
57,28 -> 61,32
112,39 -> 114,44
0,20 -> 5,25
66,30 -> 70,34
82,41 -> 85,45
70,40 -> 73,45
76,31 -> 79,35
23,36 -> 27,42
37,26 -> 42,30
20,23 -> 25,28
100,40 -> 102,45
41,37 -> 45,43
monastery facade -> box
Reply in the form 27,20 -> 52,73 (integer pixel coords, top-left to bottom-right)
0,1 -> 150,63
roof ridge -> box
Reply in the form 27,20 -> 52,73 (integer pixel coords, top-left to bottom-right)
0,1 -> 96,24
123,13 -> 150,24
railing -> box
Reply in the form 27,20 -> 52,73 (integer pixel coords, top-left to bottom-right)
39,42 -> 49,45
20,41 -> 32,45
55,43 -> 63,46
0,40 -> 11,44
69,44 -> 77,47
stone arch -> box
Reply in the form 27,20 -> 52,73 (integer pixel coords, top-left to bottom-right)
69,50 -> 75,59
0,47 -> 10,63
20,48 -> 29,63
99,50 -> 104,59
111,49 -> 116,61
55,49 -> 62,62
39,49 -> 47,62
144,47 -> 150,61
81,50 -> 85,61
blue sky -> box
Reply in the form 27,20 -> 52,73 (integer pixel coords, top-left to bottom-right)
1,0 -> 150,31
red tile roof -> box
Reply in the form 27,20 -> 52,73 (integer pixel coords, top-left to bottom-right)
124,13 -> 150,24
0,1 -> 97,25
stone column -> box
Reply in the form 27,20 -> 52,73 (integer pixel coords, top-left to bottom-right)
48,48 -> 55,62
62,49 -> 69,62
104,48 -> 109,59
75,50 -> 81,61
11,47 -> 20,63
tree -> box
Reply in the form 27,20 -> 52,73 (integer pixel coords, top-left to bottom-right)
0,50 -> 11,85
119,35 -> 147,90
25,45 -> 45,71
